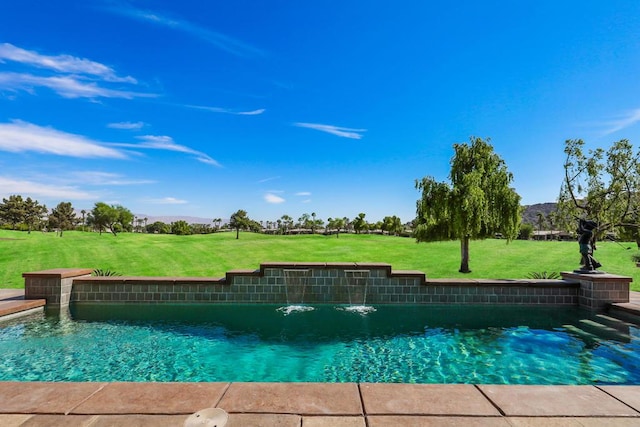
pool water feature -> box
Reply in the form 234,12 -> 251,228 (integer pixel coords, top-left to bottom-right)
279,269 -> 314,314
342,270 -> 376,314
1,304 -> 639,384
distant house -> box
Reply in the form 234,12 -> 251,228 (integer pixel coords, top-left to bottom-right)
532,230 -> 574,241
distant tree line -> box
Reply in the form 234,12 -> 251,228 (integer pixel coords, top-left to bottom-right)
0,196 -> 410,238
0,192 -> 554,243
228,210 -> 409,239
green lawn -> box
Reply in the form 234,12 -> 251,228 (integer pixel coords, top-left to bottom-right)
1,229 -> 638,290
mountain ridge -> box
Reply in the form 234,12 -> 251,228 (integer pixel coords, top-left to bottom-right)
136,203 -> 559,227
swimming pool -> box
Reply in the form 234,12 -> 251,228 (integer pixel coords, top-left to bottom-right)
1,304 -> 638,384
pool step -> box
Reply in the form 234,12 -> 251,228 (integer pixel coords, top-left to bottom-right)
608,304 -> 640,325
561,324 -> 601,344
0,297 -> 46,322
594,313 -> 637,330
578,319 -> 631,342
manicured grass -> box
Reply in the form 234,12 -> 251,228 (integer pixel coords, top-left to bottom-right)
1,229 -> 638,290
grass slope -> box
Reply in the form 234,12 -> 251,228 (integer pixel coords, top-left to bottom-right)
1,229 -> 638,290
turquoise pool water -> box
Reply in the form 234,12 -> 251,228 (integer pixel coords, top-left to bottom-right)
1,304 -> 639,384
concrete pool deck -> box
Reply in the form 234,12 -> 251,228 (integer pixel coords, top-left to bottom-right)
1,382 -> 640,426
1,289 -> 640,426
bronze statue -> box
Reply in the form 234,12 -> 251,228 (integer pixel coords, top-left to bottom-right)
576,218 -> 601,272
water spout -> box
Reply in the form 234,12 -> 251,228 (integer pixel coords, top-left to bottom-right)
340,269 -> 376,314
278,269 -> 313,315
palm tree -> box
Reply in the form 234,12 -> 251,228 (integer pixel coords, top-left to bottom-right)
328,217 -> 345,238
343,217 -> 350,233
298,213 -> 310,230
311,212 -> 317,234
280,215 -> 293,234
353,213 -> 367,234
536,212 -> 545,240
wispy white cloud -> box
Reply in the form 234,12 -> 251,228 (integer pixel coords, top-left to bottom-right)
598,109 -> 640,135
0,43 -> 153,100
0,72 -> 155,99
114,135 -> 221,167
264,193 -> 285,204
0,176 -> 98,200
185,104 -> 266,116
0,120 -> 215,167
145,197 -> 188,204
293,122 -> 366,139
107,4 -> 265,58
108,121 -> 146,130
258,176 -> 280,183
0,43 -> 136,83
70,171 -> 155,186
295,191 -> 311,196
235,109 -> 266,116
0,120 -> 128,159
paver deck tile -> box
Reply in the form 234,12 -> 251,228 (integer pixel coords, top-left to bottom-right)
507,417 -> 640,427
226,413 -> 301,426
360,383 -> 500,416
478,385 -> 640,417
18,414 -> 97,426
70,382 -> 229,415
0,414 -> 32,427
599,386 -> 640,413
0,382 -> 105,414
90,414 -> 208,426
367,415 -> 510,426
302,415 -> 366,426
572,419 -> 640,427
218,382 -> 362,415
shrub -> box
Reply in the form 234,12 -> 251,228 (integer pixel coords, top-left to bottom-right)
527,271 -> 561,279
518,223 -> 534,240
92,268 -> 122,276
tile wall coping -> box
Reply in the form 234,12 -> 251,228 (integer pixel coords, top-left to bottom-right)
561,271 -> 633,284
258,262 -> 392,271
22,268 -> 93,279
227,262 -> 421,283
426,278 -> 579,287
73,276 -> 225,285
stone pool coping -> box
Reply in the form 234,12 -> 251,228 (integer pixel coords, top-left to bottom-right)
0,382 -> 639,426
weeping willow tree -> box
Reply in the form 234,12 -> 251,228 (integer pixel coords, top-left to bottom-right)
414,137 -> 521,273
557,138 -> 640,245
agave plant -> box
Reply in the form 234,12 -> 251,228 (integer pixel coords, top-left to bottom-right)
526,271 -> 561,280
92,268 -> 122,277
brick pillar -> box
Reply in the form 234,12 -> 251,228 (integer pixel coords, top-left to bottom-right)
23,268 -> 93,308
561,271 -> 632,311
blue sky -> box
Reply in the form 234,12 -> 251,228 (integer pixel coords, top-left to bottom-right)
1,1 -> 639,223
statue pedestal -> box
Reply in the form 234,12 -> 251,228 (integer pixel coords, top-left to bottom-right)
572,269 -> 605,274
561,271 -> 632,311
